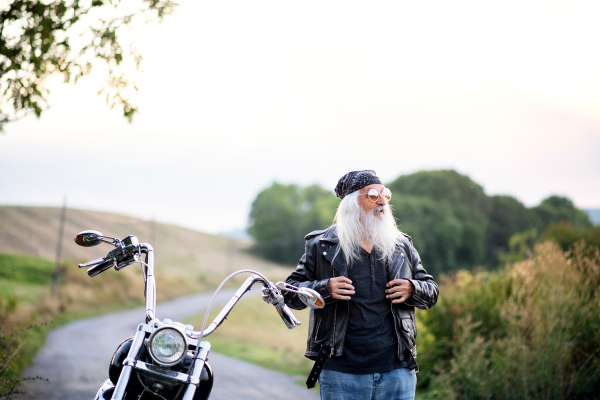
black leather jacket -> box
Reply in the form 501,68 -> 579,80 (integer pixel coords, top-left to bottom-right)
284,225 -> 438,370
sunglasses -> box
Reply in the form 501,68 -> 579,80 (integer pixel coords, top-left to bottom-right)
360,188 -> 392,202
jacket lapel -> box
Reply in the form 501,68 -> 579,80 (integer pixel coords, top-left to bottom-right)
319,226 -> 348,277
388,239 -> 407,280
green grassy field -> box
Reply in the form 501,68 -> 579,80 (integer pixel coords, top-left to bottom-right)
0,252 -> 150,374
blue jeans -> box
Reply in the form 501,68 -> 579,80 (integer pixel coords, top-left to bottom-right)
318,368 -> 417,400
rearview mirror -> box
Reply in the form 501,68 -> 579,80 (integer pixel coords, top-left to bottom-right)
74,230 -> 104,247
297,287 -> 325,309
276,282 -> 325,309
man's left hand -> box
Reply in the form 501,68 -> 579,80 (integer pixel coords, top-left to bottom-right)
385,279 -> 414,304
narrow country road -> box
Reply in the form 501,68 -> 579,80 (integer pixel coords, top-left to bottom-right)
21,287 -> 319,400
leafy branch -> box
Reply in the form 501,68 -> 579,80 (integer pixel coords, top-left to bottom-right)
0,0 -> 178,131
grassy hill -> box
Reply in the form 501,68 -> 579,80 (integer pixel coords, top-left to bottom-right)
0,206 -> 291,378
0,206 -> 290,298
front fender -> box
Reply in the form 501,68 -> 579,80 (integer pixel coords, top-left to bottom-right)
94,379 -> 114,400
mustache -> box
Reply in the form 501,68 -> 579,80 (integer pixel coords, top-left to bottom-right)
370,205 -> 385,214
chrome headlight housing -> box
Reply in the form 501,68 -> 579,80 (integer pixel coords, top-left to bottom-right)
148,326 -> 188,366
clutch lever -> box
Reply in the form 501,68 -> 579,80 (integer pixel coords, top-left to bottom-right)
78,257 -> 107,268
78,256 -> 117,277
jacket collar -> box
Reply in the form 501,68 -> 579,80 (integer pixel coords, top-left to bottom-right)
320,225 -> 407,278
319,225 -> 339,244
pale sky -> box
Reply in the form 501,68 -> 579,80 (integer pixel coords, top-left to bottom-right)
1,0 -> 599,233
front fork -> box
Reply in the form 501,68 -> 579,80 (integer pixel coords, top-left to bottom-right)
111,324 -> 147,400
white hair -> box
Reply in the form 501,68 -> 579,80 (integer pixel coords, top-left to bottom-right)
333,191 -> 403,266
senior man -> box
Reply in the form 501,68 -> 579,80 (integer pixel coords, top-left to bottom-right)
284,170 -> 439,400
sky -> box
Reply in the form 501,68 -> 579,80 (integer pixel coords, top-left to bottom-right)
1,0 -> 599,234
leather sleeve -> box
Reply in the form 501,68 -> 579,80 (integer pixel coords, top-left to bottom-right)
404,242 -> 439,310
284,237 -> 331,310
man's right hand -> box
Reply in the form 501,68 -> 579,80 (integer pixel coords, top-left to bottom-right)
327,277 -> 355,300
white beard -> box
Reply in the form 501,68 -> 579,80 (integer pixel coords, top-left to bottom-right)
334,191 -> 402,266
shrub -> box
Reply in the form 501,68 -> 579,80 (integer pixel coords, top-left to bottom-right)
419,241 -> 600,399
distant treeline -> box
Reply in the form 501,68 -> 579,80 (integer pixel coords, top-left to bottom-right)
248,170 -> 595,275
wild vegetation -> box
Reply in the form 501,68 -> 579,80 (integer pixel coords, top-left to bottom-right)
248,170 -> 594,276
417,240 -> 600,399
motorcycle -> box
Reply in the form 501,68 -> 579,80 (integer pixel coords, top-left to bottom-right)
73,230 -> 324,400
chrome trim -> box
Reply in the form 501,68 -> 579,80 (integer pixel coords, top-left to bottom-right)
275,281 -> 325,309
123,357 -> 135,367
140,243 -> 156,323
191,275 -> 264,338
181,341 -> 211,400
130,360 -> 199,385
147,326 -> 188,367
111,327 -> 146,400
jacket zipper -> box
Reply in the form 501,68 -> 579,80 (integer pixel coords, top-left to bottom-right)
330,302 -> 337,357
390,254 -> 405,358
314,314 -> 322,341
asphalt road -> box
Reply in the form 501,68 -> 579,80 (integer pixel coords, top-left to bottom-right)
21,287 -> 319,400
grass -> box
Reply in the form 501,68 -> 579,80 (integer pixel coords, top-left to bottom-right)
0,252 -> 150,374
0,254 -> 55,285
186,295 -> 314,377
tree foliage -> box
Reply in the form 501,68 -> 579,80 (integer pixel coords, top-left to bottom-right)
247,182 -> 339,265
247,170 -> 592,273
0,0 -> 177,131
388,170 -> 490,274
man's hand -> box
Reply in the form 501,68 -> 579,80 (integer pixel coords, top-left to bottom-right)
328,277 -> 355,300
386,279 -> 414,304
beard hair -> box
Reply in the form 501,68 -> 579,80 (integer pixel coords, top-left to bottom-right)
334,191 -> 402,266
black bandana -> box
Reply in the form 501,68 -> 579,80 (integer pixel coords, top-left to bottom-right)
334,170 -> 382,199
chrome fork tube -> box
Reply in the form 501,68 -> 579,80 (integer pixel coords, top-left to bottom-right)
140,244 -> 156,323
111,325 -> 146,400
181,341 -> 211,400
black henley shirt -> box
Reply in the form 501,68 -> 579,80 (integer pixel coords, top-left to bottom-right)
323,247 -> 407,375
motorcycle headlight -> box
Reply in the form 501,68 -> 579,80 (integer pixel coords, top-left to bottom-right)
148,327 -> 187,366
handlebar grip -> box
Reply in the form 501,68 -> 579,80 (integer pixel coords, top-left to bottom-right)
87,259 -> 116,277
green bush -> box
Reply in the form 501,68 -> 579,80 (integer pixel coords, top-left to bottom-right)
543,222 -> 600,252
418,241 -> 600,399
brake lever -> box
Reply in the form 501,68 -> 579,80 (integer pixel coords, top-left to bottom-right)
78,257 -> 108,268
262,283 -> 301,329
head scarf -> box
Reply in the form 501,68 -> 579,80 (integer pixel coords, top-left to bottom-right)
334,170 -> 382,199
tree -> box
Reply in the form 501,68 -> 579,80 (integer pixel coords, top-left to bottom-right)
0,0 -> 177,131
532,195 -> 592,230
247,182 -> 339,266
390,195 -> 462,277
485,195 -> 538,262
388,170 -> 490,271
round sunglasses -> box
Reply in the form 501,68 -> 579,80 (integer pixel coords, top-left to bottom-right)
359,188 -> 392,202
